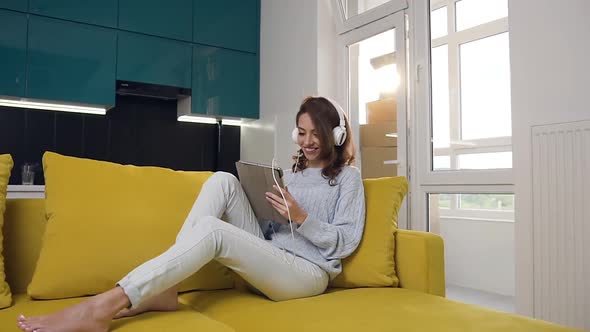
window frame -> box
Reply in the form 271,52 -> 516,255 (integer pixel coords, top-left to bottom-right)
427,0 -> 511,179
335,4 -> 409,228
413,0 -> 513,191
333,0 -> 409,34
408,0 -> 514,230
434,193 -> 515,221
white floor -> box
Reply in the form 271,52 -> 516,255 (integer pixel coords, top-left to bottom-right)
446,284 -> 515,313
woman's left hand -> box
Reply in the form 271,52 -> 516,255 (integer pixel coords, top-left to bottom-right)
265,185 -> 308,225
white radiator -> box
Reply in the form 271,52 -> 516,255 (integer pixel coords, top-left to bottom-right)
531,120 -> 590,330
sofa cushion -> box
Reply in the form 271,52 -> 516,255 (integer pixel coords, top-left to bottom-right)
0,294 -> 234,332
180,288 -> 579,332
0,154 -> 14,308
3,200 -> 46,296
28,152 -> 233,299
330,176 -> 408,288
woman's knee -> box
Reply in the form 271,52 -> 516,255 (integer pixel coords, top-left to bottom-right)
209,171 -> 239,187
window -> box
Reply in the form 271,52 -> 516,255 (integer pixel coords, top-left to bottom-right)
430,193 -> 514,220
455,0 -> 508,31
418,1 -> 515,311
430,0 -> 511,171
340,0 -> 394,19
430,193 -> 514,222
336,1 -> 408,226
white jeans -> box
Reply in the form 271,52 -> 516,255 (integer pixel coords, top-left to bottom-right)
117,172 -> 328,308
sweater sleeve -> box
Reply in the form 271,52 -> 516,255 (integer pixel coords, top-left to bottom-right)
295,168 -> 366,260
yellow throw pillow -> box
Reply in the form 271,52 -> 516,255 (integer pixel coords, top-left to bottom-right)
330,176 -> 408,288
0,154 -> 14,308
28,152 -> 233,299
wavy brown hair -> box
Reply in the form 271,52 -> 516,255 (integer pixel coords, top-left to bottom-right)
292,96 -> 356,184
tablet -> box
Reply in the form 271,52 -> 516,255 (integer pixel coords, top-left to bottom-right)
235,160 -> 289,224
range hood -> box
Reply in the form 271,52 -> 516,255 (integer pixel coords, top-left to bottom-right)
117,80 -> 206,123
116,80 -> 190,100
115,81 -> 244,126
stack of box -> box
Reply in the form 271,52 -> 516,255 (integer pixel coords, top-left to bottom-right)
360,97 -> 398,178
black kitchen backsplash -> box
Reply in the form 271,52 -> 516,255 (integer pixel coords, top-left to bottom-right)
0,95 -> 240,185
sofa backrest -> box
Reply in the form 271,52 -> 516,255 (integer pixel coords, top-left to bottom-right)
4,199 -> 46,294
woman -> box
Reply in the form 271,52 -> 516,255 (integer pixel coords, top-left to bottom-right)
17,96 -> 366,332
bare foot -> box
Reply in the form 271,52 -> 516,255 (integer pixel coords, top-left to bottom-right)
17,287 -> 129,332
114,286 -> 178,319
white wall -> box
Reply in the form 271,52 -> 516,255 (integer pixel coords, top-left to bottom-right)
241,0 -> 338,170
441,219 -> 515,296
317,0 -> 338,100
510,0 -> 590,317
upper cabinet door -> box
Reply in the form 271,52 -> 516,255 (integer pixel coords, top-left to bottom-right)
0,10 -> 27,97
29,0 -> 118,27
194,0 -> 259,54
117,32 -> 192,88
0,0 -> 28,12
27,16 -> 117,106
119,0 -> 192,41
192,45 -> 259,119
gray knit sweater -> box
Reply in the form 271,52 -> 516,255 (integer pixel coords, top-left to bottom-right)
263,166 -> 366,280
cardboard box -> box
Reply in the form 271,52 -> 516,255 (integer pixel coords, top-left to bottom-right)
366,97 -> 397,124
361,147 -> 398,179
360,122 -> 398,147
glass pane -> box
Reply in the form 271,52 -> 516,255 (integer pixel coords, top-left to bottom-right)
437,193 -> 452,208
431,45 -> 449,149
429,193 -> 515,313
349,28 -> 399,179
460,33 -> 511,140
341,0 -> 392,19
430,31 -> 512,170
433,155 -> 451,169
459,193 -> 514,211
458,152 -> 512,169
349,29 -> 397,125
430,6 -> 448,39
456,0 -> 508,31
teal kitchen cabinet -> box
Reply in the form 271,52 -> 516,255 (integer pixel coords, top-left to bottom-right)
0,10 -> 27,97
29,0 -> 118,27
192,45 -> 259,119
117,32 -> 191,88
193,0 -> 259,54
0,0 -> 27,12
26,16 -> 116,106
119,0 -> 192,41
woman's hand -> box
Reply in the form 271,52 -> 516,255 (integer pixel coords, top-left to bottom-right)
265,185 -> 308,225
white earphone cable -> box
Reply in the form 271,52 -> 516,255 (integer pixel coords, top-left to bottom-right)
270,156 -> 299,265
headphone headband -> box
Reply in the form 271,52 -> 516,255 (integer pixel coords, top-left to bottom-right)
324,97 -> 346,129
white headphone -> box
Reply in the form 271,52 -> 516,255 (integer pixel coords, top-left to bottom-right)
291,97 -> 347,146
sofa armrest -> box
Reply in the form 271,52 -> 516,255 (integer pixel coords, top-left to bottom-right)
395,229 -> 445,297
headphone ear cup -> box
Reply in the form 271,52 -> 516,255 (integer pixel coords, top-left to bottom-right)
333,126 -> 347,146
291,127 -> 299,144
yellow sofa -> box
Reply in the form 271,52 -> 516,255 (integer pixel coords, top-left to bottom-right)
0,199 -> 581,331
